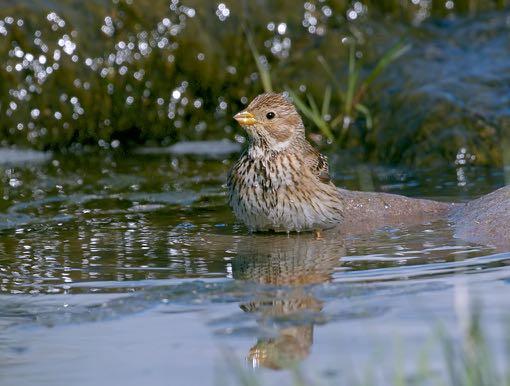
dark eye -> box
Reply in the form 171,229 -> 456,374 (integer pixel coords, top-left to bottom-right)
266,112 -> 275,120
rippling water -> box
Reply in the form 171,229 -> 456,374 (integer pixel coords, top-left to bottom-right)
0,145 -> 509,385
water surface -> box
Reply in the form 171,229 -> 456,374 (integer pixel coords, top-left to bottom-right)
0,146 -> 509,385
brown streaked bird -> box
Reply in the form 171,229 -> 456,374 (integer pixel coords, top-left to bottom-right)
228,92 -> 346,234
228,92 -> 510,246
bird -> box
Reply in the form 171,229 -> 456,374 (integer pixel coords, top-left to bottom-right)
227,92 -> 510,246
227,92 -> 347,235
227,93 -> 447,236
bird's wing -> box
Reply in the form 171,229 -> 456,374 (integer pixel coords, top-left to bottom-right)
304,145 -> 331,184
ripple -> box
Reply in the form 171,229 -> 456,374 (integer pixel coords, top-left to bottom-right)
134,140 -> 242,157
0,148 -> 51,165
2,247 -> 509,329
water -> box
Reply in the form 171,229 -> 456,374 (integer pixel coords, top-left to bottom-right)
0,145 -> 509,385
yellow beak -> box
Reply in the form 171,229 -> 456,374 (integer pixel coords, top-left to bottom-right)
234,111 -> 257,126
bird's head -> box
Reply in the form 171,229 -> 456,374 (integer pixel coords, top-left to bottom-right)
234,93 -> 305,150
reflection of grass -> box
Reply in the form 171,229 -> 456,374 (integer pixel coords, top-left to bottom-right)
288,42 -> 410,143
226,307 -> 510,386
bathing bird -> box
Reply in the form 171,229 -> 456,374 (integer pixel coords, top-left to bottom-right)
228,93 -> 510,247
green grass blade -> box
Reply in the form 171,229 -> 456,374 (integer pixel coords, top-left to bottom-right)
244,27 -> 273,93
306,93 -> 320,117
321,85 -> 332,118
330,114 -> 344,129
288,89 -> 334,140
318,55 -> 346,101
363,42 -> 411,89
355,103 -> 372,129
288,89 -> 315,118
344,43 -> 359,117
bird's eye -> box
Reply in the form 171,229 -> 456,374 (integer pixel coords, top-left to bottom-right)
266,112 -> 275,120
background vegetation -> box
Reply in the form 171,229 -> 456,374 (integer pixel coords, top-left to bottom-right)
0,0 -> 509,165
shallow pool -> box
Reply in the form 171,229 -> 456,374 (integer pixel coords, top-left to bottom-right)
0,146 -> 509,386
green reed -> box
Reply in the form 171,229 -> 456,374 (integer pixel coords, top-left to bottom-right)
225,307 -> 510,386
288,41 -> 410,143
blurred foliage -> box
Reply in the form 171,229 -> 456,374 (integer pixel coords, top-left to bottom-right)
225,306 -> 510,386
0,0 -> 508,165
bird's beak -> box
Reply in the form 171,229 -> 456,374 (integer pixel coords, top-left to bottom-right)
234,111 -> 257,126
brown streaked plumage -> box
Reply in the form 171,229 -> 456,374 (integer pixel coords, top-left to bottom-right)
227,92 -> 453,233
228,93 -> 346,232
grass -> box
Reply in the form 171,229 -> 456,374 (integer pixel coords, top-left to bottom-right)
244,26 -> 273,94
245,26 -> 410,144
288,41 -> 410,143
224,307 -> 510,386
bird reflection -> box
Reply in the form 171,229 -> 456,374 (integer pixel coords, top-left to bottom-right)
231,232 -> 344,369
